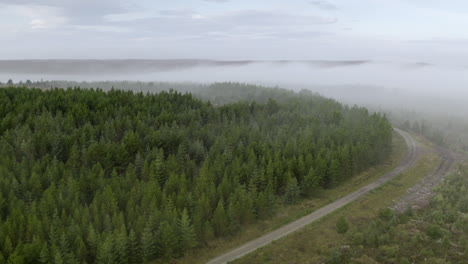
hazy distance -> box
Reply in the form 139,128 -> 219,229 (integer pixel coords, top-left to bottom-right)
2,0 -> 468,120
1,59 -> 467,118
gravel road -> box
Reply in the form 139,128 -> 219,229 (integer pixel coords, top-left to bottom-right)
207,128 -> 418,264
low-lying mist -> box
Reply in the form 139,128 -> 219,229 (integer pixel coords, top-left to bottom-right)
1,59 -> 467,117
1,59 -> 467,151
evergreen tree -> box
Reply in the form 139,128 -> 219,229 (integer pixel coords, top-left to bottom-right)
39,246 -> 49,264
0,86 -> 392,262
127,230 -> 141,264
302,167 -> 319,196
177,209 -> 197,254
141,224 -> 157,262
96,235 -> 115,264
285,177 -> 300,204
212,200 -> 228,236
157,221 -> 177,259
114,230 -> 128,264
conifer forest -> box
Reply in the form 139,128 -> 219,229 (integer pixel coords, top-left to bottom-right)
0,84 -> 392,263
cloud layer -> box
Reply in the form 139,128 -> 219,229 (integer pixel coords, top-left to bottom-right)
0,0 -> 467,64
309,0 -> 338,10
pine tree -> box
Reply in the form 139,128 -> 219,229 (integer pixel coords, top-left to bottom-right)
157,220 -> 178,259
212,200 -> 228,236
3,237 -> 13,256
86,225 -> 98,262
227,199 -> 241,234
178,208 -> 197,254
0,86 -> 393,263
53,250 -> 64,264
285,177 -> 300,204
127,230 -> 141,264
113,230 -> 128,264
328,159 -> 341,188
202,221 -> 214,242
302,167 -> 319,196
150,149 -> 166,187
96,235 -> 115,264
134,153 -> 144,179
141,223 -> 157,262
74,236 -> 87,264
39,245 -> 49,264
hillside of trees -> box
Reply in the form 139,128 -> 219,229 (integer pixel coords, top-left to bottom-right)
1,80 -> 317,105
0,85 -> 392,263
328,164 -> 468,264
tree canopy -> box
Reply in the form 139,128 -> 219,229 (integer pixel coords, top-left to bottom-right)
0,84 -> 392,263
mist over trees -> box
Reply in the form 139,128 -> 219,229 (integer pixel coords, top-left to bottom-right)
6,79 -> 468,154
0,84 -> 392,263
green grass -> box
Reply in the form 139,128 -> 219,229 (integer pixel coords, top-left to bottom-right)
233,134 -> 441,264
332,165 -> 468,263
173,131 -> 409,264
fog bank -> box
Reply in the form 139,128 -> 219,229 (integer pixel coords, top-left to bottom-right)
1,59 -> 467,117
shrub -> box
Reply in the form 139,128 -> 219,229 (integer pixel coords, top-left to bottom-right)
378,208 -> 395,221
426,224 -> 443,240
336,216 -> 349,234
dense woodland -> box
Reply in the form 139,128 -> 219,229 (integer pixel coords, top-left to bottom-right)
14,80 -> 468,152
0,85 -> 392,263
328,165 -> 468,264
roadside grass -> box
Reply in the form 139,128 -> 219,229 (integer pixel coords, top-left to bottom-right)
232,134 -> 441,264
173,131 -> 408,264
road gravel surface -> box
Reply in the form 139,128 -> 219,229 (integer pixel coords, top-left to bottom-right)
207,128 -> 418,264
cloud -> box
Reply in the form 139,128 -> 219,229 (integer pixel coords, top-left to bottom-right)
409,38 -> 468,45
103,12 -> 155,22
0,4 -> 67,31
204,0 -> 230,3
219,10 -> 337,26
30,19 -> 46,29
72,25 -> 131,33
0,0 -> 132,24
159,9 -> 197,17
309,0 -> 338,10
104,8 -> 206,23
118,9 -> 337,43
0,1 -> 338,42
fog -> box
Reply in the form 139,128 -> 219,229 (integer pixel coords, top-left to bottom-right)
1,59 -> 467,118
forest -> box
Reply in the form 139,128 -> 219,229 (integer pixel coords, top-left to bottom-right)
0,85 -> 392,263
328,164 -> 468,264
13,80 -> 467,153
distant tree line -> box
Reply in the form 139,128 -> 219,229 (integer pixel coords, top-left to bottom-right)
400,119 -> 445,146
0,85 -> 392,263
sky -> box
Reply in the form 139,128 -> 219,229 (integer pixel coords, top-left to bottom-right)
1,0 -> 468,64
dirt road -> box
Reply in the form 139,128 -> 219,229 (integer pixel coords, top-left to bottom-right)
392,143 -> 458,212
207,128 -> 418,264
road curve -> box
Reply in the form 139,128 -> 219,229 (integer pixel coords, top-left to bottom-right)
207,128 -> 418,264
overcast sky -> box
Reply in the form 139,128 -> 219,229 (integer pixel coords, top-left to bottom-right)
1,0 -> 468,63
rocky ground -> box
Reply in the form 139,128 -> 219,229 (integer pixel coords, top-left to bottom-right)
392,145 -> 465,213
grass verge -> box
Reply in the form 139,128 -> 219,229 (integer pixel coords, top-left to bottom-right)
232,134 -> 441,264
173,131 -> 408,264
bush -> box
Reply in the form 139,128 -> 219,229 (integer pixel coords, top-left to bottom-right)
426,224 -> 443,240
328,248 -> 350,264
351,232 -> 364,245
336,216 -> 349,234
379,244 -> 399,258
378,208 -> 395,221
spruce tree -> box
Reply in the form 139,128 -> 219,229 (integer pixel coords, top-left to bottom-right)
178,208 -> 197,253
141,224 -> 157,262
212,200 -> 228,236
